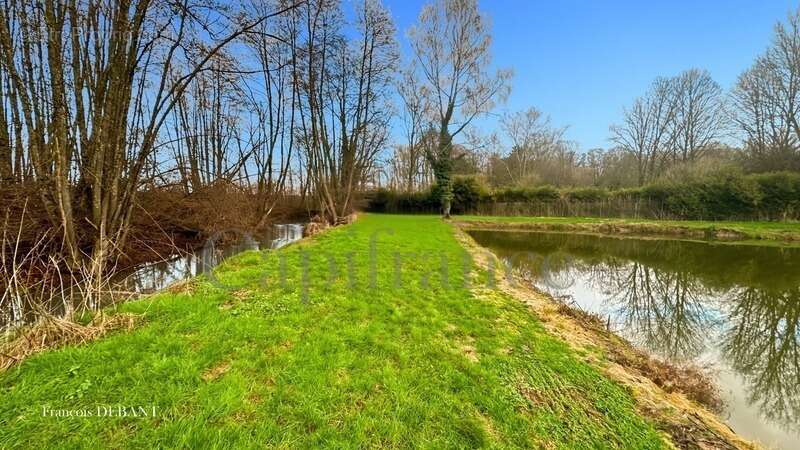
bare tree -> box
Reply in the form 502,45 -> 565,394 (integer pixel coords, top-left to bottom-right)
240,0 -> 300,225
670,69 -> 727,163
170,52 -> 251,193
499,108 -> 569,186
0,0 -> 301,283
396,63 -> 428,192
732,9 -> 800,171
610,78 -> 679,185
296,0 -> 398,224
408,0 -> 511,217
0,68 -> 13,183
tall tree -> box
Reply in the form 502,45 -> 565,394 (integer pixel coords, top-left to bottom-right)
610,78 -> 679,185
408,0 -> 510,217
499,108 -> 569,186
396,63 -> 428,192
733,9 -> 800,171
297,0 -> 398,224
0,0 -> 301,280
241,0 -> 300,225
670,69 -> 727,163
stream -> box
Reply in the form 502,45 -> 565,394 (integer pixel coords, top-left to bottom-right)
116,223 -> 305,294
0,224 -> 305,328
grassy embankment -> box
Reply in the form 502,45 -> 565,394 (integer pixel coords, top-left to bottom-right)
0,215 -> 668,448
455,214 -> 800,244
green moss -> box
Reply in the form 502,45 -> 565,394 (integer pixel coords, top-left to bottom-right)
0,215 -> 664,449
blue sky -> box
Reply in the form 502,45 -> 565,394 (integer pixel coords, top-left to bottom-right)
384,0 -> 797,151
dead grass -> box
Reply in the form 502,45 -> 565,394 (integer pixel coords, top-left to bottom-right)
553,303 -> 724,412
461,344 -> 479,362
202,361 -> 232,382
643,407 -> 740,450
0,313 -> 138,371
166,279 -> 197,295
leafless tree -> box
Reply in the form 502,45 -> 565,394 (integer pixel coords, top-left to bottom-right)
240,0 -> 300,224
296,0 -> 398,224
0,0 -> 302,288
670,69 -> 727,163
408,0 -> 511,217
395,63 -> 429,192
610,78 -> 679,185
498,108 -> 570,186
169,52 -> 251,193
732,9 -> 800,171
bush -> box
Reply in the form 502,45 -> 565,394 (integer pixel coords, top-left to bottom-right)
364,171 -> 800,221
752,171 -> 800,218
493,186 -> 559,203
564,187 -> 609,202
451,176 -> 488,214
366,188 -> 391,212
365,188 -> 437,213
695,172 -> 761,219
642,170 -> 761,219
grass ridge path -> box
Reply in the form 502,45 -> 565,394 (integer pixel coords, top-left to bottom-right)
0,215 -> 665,448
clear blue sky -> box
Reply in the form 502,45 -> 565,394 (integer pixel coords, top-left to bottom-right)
385,0 -> 798,151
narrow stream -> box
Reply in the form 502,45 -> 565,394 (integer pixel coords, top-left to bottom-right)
116,223 -> 305,294
0,224 -> 305,328
469,229 -> 800,449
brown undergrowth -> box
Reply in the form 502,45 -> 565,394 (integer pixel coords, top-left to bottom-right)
553,303 -> 724,413
454,226 -> 758,449
0,313 -> 139,371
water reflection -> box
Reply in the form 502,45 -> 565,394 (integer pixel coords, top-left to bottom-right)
600,262 -> 717,361
118,223 -> 304,293
469,230 -> 800,447
724,286 -> 800,429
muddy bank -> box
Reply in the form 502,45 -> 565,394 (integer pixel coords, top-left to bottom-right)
455,219 -> 800,245
454,227 -> 758,449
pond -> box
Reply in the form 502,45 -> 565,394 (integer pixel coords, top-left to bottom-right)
468,229 -> 800,449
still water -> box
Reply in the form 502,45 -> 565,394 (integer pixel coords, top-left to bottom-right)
0,224 -> 304,328
117,223 -> 305,293
469,230 -> 800,449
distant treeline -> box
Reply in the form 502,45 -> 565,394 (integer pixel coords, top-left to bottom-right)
366,171 -> 800,221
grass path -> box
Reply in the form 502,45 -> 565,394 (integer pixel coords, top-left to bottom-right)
0,215 -> 665,448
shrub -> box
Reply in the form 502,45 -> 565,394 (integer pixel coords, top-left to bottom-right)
451,176 -> 488,214
493,185 -> 559,203
695,172 -> 761,219
752,171 -> 800,218
564,187 -> 609,202
364,171 -> 800,221
644,170 -> 761,219
366,188 -> 391,212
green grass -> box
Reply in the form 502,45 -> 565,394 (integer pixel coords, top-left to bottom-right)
456,214 -> 800,242
0,215 -> 664,448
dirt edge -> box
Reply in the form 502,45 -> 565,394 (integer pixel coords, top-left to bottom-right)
453,225 -> 759,450
454,219 -> 800,245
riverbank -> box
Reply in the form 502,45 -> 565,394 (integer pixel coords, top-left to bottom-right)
0,215 -> 752,448
455,215 -> 800,245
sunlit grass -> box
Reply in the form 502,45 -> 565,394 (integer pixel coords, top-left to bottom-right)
0,215 -> 664,448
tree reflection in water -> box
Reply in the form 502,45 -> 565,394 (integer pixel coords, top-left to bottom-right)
595,261 -> 718,361
468,229 -> 800,433
724,286 -> 800,431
